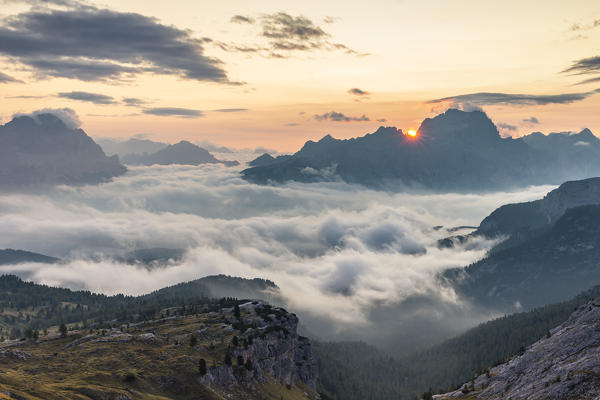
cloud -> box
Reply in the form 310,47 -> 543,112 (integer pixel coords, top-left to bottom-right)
314,111 -> 370,122
211,108 -> 248,113
348,88 -> 370,96
523,116 -> 539,124
58,91 -> 116,104
0,165 -> 553,348
222,12 -> 362,58
497,122 -> 517,131
142,107 -> 204,118
230,15 -> 254,24
427,90 -> 600,107
0,72 -> 22,83
0,3 -> 232,83
569,19 -> 600,31
122,97 -> 149,107
376,118 -> 387,123
285,122 -> 300,126
12,107 -> 81,128
563,56 -> 600,84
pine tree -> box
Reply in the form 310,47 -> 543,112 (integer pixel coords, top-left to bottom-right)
199,358 -> 207,375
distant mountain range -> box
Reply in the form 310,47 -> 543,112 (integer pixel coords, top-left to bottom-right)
243,109 -> 600,191
0,113 -> 126,189
96,137 -> 169,158
120,140 -> 239,166
0,249 -> 59,265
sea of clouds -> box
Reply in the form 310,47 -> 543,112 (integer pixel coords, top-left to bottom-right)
0,165 -> 553,350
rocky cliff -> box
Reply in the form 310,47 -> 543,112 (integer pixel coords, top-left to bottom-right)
200,302 -> 318,395
0,300 -> 318,400
434,300 -> 600,400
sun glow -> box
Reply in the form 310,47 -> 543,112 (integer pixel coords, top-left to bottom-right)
407,129 -> 418,137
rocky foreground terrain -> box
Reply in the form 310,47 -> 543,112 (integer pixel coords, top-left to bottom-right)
0,301 -> 318,400
434,300 -> 600,400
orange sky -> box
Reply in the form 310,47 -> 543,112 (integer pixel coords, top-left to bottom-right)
1,0 -> 599,151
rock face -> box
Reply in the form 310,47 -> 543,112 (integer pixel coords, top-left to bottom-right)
200,302 -> 319,391
121,140 -> 239,166
0,113 -> 126,189
448,204 -> 600,311
478,177 -> 600,238
242,109 -> 591,191
434,300 -> 600,400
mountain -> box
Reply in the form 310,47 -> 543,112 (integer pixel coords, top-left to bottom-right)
243,109 -> 559,190
247,153 -> 292,167
243,109 -> 600,191
121,140 -> 239,166
0,299 -> 318,400
522,129 -> 600,180
0,249 -> 59,265
446,204 -> 600,312
0,113 -> 126,188
477,177 -> 600,239
434,299 -> 600,400
0,274 -> 280,339
96,137 -> 168,158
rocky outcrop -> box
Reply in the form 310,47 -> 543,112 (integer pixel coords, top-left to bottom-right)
200,302 -> 319,391
434,300 -> 600,400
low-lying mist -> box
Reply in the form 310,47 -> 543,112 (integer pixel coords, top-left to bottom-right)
0,165 -> 553,353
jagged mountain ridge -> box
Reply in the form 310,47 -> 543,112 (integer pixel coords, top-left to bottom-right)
0,114 -> 126,188
243,109 -> 599,191
434,299 -> 600,400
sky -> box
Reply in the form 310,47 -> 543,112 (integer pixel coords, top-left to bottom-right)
1,0 -> 599,151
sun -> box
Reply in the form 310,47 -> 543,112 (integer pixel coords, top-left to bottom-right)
407,129 -> 418,137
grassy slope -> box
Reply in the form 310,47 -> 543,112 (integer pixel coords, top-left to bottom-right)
0,307 -> 315,400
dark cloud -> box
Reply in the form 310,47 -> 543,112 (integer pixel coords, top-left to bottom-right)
230,15 -> 254,24
142,107 -> 204,118
563,56 -> 600,85
0,5 -> 232,83
0,72 -> 22,83
285,123 -> 300,127
570,19 -> 600,31
497,122 -> 517,131
314,111 -> 370,122
348,88 -> 370,96
58,91 -> 116,104
376,118 -> 387,123
122,97 -> 148,107
223,12 -> 361,58
523,116 -> 539,124
5,95 -> 47,99
212,108 -> 248,112
427,90 -> 600,107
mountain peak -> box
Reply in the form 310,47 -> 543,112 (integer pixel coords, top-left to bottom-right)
418,108 -> 500,143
